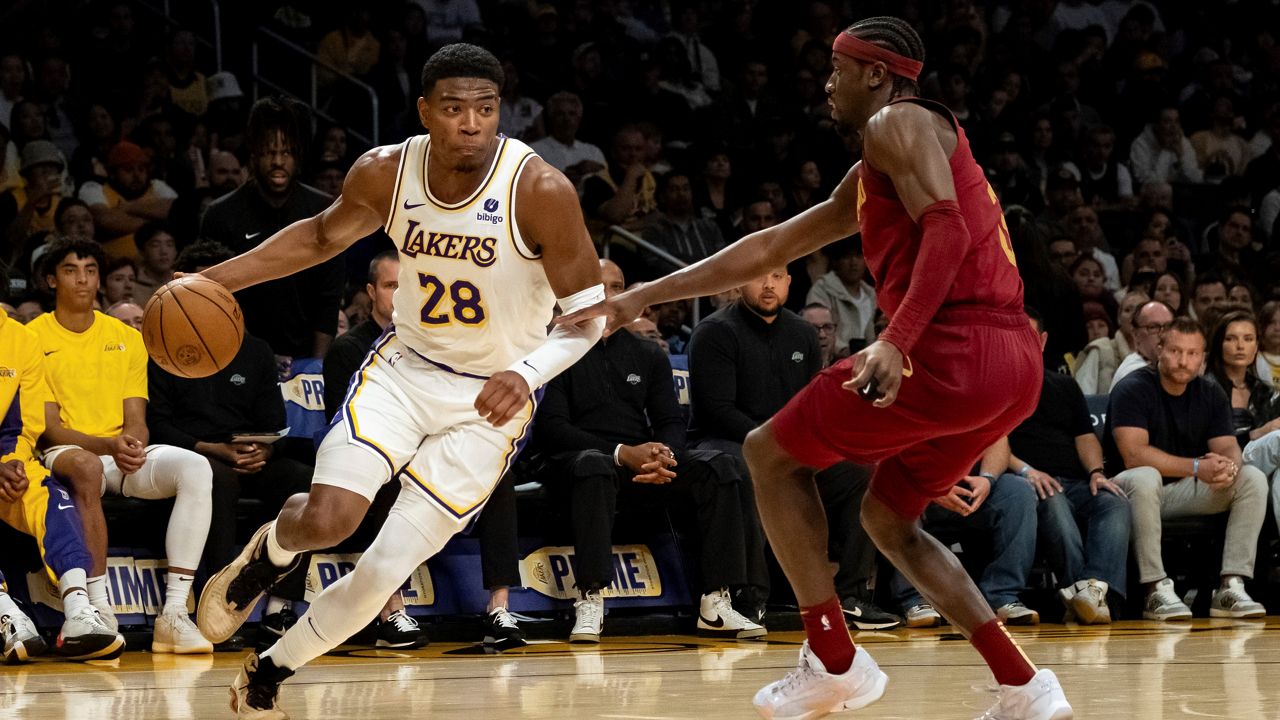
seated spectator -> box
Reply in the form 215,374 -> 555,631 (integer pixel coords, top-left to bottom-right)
79,141 -> 177,262
101,257 -> 136,307
1206,310 -> 1280,533
208,149 -> 247,198
1036,166 -> 1083,237
986,131 -> 1044,213
1190,272 -> 1231,327
1082,301 -> 1114,343
688,268 -> 899,629
1111,300 -> 1175,390
1190,96 -> 1248,181
582,124 -> 656,228
1256,301 -> 1280,390
1108,317 -> 1268,620
1199,207 -> 1257,286
805,237 -> 875,355
130,222 -> 178,301
1010,309 -> 1130,624
318,249 -> 430,649
0,141 -> 66,243
496,59 -> 541,142
1151,271 -> 1185,316
106,301 -> 143,330
529,259 -> 768,642
1120,237 -> 1167,287
891,439 -> 1041,628
0,309 -> 124,661
640,170 -> 726,272
146,241 -> 317,646
1067,206 -> 1120,292
54,198 -> 96,243
529,92 -> 605,189
1075,290 -> 1147,394
801,302 -> 839,368
1128,105 -> 1204,185
165,30 -> 208,118
1047,236 -> 1080,271
1077,124 -> 1135,211
1228,280 -> 1257,313
1069,255 -> 1116,318
32,238 -> 215,653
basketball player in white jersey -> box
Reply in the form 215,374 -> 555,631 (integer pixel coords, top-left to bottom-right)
192,44 -> 606,718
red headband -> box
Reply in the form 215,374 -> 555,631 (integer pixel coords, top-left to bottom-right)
833,34 -> 923,82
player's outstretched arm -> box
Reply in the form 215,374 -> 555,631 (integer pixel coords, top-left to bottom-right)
558,166 -> 862,334
474,158 -> 605,427
200,146 -> 398,293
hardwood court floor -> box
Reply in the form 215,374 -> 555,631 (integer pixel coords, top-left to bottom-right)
3,619 -> 1278,719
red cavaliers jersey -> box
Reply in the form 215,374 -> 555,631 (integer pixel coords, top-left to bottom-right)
856,97 -> 1024,322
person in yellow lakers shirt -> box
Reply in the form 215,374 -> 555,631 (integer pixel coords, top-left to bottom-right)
0,307 -> 124,662
77,141 -> 177,262
31,238 -> 214,654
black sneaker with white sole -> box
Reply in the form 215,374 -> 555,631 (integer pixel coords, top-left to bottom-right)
376,610 -> 426,648
483,607 -> 528,650
840,597 -> 902,631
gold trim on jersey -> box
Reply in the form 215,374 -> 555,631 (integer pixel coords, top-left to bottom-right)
423,137 -> 510,212
507,152 -> 540,260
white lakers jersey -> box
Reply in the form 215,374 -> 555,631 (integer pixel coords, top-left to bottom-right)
384,135 -> 555,377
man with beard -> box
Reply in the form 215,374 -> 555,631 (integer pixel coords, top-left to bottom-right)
208,149 -> 247,198
561,16 -> 1069,719
78,141 -> 177,262
199,97 -> 343,364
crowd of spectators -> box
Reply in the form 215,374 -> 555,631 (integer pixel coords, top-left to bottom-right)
4,0 -> 1280,655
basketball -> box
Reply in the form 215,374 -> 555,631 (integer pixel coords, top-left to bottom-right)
142,275 -> 245,379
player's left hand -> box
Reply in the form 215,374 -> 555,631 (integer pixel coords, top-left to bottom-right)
0,459 -> 28,503
476,371 -> 531,427
845,340 -> 904,408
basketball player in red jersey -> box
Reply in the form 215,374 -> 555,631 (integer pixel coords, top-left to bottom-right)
560,16 -> 1072,720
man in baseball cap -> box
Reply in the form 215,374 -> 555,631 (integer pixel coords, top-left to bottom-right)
0,140 -> 66,239
77,141 -> 178,260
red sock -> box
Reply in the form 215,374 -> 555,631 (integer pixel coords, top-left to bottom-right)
971,619 -> 1037,686
800,596 -> 855,674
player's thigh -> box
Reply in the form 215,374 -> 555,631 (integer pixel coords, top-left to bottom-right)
399,399 -> 538,527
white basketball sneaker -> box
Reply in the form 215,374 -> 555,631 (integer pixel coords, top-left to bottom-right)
2,608 -> 46,663
570,590 -> 604,643
698,588 -> 767,640
153,610 -> 214,654
976,669 -> 1073,720
753,641 -> 888,720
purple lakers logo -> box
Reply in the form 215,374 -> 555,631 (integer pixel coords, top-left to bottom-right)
400,219 -> 498,267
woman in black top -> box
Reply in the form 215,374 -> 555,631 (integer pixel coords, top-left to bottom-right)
1206,310 -> 1280,448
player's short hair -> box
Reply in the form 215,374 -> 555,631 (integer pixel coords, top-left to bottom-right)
175,240 -> 234,273
421,43 -> 504,98
368,250 -> 399,284
42,237 -> 106,278
843,16 -> 926,96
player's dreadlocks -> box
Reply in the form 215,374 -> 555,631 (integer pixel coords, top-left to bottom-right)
845,16 -> 926,98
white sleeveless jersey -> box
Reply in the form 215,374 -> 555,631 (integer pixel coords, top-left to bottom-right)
384,135 -> 555,377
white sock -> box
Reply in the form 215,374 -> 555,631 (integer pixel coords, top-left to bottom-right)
87,575 -> 110,609
164,572 -> 195,614
266,523 -> 298,568
0,589 -> 18,617
265,596 -> 290,616
59,568 -> 91,616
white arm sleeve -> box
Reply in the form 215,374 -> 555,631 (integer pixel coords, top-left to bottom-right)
507,284 -> 606,390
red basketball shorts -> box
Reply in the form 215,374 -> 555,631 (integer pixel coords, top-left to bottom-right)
771,307 -> 1042,519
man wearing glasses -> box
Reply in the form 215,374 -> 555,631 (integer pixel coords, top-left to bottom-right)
1110,300 -> 1176,391
802,303 -> 841,367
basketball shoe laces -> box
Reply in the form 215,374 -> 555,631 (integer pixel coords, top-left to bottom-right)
491,608 -> 519,630
246,656 -> 295,710
775,646 -> 824,696
388,611 -> 417,633
708,590 -> 755,627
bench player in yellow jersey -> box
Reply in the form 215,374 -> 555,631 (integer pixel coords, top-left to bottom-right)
193,44 -> 605,718
0,307 -> 124,661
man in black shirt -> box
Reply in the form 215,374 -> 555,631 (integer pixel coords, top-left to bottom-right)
323,251 -> 398,419
530,260 -> 767,643
1007,309 -> 1130,625
1109,317 -> 1268,620
146,241 -> 313,644
688,267 -> 900,630
198,97 -> 343,366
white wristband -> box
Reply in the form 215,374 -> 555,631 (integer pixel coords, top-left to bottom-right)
506,284 -> 606,389
613,444 -> 623,466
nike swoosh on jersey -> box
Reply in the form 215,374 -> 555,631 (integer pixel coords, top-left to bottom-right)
403,199 -> 426,210
44,350 -> 58,356
698,614 -> 725,628
57,503 -> 74,510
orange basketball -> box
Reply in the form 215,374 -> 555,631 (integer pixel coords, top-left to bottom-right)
142,275 -> 245,378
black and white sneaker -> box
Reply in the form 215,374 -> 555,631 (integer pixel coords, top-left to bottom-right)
483,607 -> 527,650
840,597 -> 903,631
256,608 -> 298,652
697,588 -> 767,640
55,606 -> 125,661
376,610 -> 426,648
2,609 -> 46,663
229,651 -> 294,719
732,586 -> 767,624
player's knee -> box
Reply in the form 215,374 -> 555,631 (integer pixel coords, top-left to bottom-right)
859,499 -> 914,548
298,495 -> 365,547
60,451 -> 103,500
742,425 -> 792,482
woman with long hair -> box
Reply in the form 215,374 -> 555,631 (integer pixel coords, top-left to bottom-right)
1207,310 -> 1280,532
1151,271 -> 1185,315
1256,301 -> 1280,390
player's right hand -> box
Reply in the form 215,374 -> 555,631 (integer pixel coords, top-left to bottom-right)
555,283 -> 649,337
0,460 -> 28,502
111,434 -> 147,475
